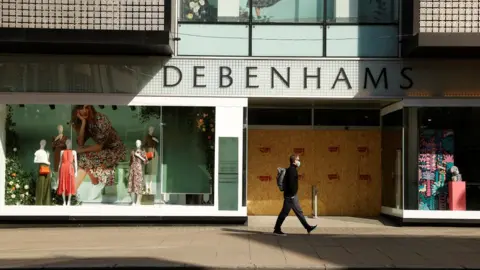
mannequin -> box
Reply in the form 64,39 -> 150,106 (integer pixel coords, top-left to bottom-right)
128,140 -> 148,206
57,139 -> 78,206
34,140 -> 51,205
52,124 -> 68,173
143,126 -> 159,194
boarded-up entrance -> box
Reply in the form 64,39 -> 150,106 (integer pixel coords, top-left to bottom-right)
247,129 -> 381,217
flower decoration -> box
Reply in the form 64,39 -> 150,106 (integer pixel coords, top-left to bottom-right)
182,0 -> 217,22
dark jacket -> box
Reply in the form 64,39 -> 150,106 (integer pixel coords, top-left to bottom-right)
283,164 -> 298,197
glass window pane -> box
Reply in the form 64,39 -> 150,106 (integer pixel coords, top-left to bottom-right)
251,0 -> 323,23
218,137 -> 239,211
3,104 -> 215,207
242,108 -> 247,207
180,0 -> 250,22
416,107 -> 480,211
327,0 -> 398,23
248,108 -> 312,126
178,24 -> 249,56
252,25 -> 323,56
314,109 -> 380,126
162,106 -> 215,205
326,25 -> 398,57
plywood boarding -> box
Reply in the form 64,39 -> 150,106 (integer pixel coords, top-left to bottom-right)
248,129 -> 381,217
247,130 -> 314,216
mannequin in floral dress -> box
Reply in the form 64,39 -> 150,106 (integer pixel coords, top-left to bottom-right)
128,140 -> 148,206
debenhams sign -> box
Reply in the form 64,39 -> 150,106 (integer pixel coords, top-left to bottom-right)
160,63 -> 414,91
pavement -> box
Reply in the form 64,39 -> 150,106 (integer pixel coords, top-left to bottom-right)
1,216 -> 480,269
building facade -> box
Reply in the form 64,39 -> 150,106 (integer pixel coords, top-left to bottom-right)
0,0 -> 479,224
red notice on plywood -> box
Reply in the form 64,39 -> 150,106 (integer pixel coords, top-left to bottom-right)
257,175 -> 272,182
259,147 -> 271,153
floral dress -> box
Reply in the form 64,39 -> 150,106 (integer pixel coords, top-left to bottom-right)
128,150 -> 148,195
77,113 -> 126,186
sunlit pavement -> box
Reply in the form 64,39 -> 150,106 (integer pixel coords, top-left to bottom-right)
0,217 -> 479,269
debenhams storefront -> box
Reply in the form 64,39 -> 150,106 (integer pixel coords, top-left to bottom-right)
0,55 -> 479,224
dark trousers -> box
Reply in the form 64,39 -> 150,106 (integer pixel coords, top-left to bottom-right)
274,195 -> 310,230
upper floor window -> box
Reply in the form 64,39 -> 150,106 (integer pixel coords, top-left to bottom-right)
180,0 -> 250,22
327,0 -> 398,23
179,0 -> 397,24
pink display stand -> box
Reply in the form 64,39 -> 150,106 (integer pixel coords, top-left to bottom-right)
448,181 -> 466,211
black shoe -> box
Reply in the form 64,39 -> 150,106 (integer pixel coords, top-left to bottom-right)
307,225 -> 318,234
273,230 -> 287,236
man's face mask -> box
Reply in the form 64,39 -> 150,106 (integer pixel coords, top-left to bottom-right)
296,160 -> 301,167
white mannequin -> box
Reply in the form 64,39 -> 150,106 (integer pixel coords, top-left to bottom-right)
58,139 -> 78,206
146,126 -> 158,194
34,140 -> 50,165
54,124 -> 64,141
131,139 -> 146,206
149,126 -> 159,143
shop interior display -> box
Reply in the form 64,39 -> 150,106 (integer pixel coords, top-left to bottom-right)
143,126 -> 159,195
56,139 -> 77,206
4,104 -> 215,207
128,139 -> 148,206
418,129 -> 455,211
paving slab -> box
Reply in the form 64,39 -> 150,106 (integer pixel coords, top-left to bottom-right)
0,220 -> 479,269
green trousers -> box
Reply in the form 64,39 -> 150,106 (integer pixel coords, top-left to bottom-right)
35,171 -> 51,206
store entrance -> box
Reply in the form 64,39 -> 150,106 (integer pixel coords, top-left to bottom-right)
246,98 -> 396,217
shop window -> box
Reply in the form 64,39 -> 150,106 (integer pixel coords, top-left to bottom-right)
248,108 -> 312,126
416,107 -> 480,211
3,104 -> 215,207
314,109 -> 380,127
242,107 -> 247,207
178,24 -> 249,56
326,25 -> 398,57
218,137 -> 239,211
250,0 -> 324,23
326,0 -> 398,23
381,109 -> 403,209
179,0 -> 250,22
252,25 -> 323,57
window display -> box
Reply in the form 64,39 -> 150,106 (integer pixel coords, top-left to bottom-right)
3,104 -> 215,207
418,129 -> 454,210
414,107 -> 480,211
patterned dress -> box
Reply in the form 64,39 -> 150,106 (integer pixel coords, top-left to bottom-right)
248,0 -> 281,8
77,113 -> 126,186
128,150 -> 148,195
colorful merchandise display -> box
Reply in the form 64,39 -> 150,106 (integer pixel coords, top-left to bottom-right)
418,129 -> 455,210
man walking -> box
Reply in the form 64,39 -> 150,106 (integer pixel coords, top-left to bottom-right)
274,154 -> 317,236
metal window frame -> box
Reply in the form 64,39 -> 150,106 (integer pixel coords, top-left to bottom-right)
176,0 -> 400,58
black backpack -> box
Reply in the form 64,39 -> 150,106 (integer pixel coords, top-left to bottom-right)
276,167 -> 286,192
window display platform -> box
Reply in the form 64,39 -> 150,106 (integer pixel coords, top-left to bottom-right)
0,205 -> 247,218
381,206 -> 480,224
